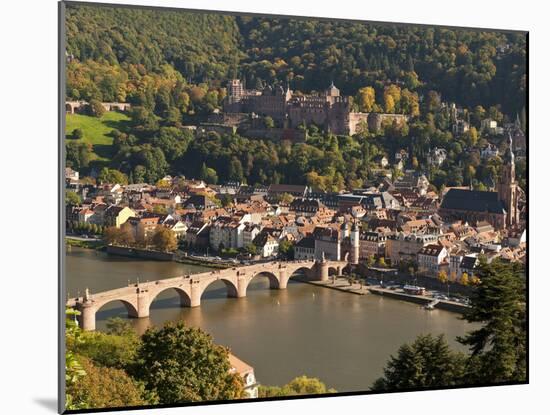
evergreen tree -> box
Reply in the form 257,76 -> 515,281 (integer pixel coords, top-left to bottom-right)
371,334 -> 466,391
458,259 -> 526,384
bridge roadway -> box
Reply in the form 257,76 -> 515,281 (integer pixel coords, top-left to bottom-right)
67,259 -> 348,331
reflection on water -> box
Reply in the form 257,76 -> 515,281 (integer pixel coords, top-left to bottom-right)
67,248 -> 477,392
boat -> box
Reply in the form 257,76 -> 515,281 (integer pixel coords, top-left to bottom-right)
424,299 -> 440,310
403,284 -> 426,295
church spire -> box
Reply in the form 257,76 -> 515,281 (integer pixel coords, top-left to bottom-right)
504,131 -> 515,167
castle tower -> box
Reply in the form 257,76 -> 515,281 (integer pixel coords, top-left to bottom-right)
227,79 -> 245,103
497,133 -> 519,228
325,81 -> 340,99
340,222 -> 350,239
350,221 -> 360,265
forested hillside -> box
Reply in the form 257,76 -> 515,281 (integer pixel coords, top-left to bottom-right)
66,4 -> 526,114
237,17 -> 526,115
66,5 -> 243,82
64,4 -> 527,191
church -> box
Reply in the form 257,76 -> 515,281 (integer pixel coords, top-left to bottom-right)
439,135 -> 520,230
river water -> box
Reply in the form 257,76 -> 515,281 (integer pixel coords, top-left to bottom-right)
66,247 -> 476,392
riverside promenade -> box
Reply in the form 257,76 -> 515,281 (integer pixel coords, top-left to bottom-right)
301,276 -> 469,313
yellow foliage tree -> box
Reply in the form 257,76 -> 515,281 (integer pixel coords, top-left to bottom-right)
356,86 -> 376,112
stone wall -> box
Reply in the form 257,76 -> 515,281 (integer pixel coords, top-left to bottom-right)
106,245 -> 174,261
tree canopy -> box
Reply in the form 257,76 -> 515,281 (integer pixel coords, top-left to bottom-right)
458,259 -> 526,383
259,376 -> 336,397
371,334 -> 466,391
133,322 -> 244,403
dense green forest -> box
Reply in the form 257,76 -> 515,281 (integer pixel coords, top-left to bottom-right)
66,4 -> 526,114
65,4 -> 527,190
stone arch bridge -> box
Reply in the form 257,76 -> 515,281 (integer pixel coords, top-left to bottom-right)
67,259 -> 348,331
65,101 -> 132,114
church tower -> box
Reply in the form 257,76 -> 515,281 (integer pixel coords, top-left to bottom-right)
497,133 -> 519,228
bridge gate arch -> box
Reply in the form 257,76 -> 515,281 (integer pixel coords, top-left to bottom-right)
78,297 -> 139,332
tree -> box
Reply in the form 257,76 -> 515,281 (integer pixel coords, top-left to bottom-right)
88,99 -> 106,117
130,106 -> 159,133
72,128 -> 84,140
98,168 -> 128,185
279,192 -> 294,204
469,275 -> 481,286
466,127 -> 479,147
103,226 -> 135,246
151,226 -> 177,252
383,93 -> 395,113
458,260 -> 526,384
134,322 -> 244,403
459,272 -> 470,286
356,86 -> 376,112
377,257 -> 387,268
66,142 -> 92,170
259,376 -> 336,397
263,116 -> 275,128
200,163 -> 218,184
77,321 -> 140,370
153,204 -> 167,215
219,194 -> 233,208
366,255 -> 375,268
371,334 -> 466,391
65,309 -> 87,410
68,356 -> 156,409
66,191 -> 81,206
278,240 -> 294,260
438,270 -> 450,297
244,243 -> 258,256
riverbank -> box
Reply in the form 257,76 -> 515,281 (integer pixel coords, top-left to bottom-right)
297,276 -> 469,314
297,276 -> 368,296
174,255 -> 232,269
367,286 -> 469,314
106,245 -> 174,261
66,236 -> 104,250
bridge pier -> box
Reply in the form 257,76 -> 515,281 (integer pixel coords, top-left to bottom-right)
189,280 -> 202,307
278,269 -> 289,289
78,302 -> 96,331
235,277 -> 247,297
136,289 -> 150,318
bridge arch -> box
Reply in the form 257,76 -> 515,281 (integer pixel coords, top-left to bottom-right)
200,277 -> 239,300
288,266 -> 312,279
245,271 -> 280,294
94,298 -> 139,320
148,286 -> 192,310
66,103 -> 73,114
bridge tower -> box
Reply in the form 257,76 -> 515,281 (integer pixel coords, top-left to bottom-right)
78,288 -> 96,331
350,221 -> 360,265
316,253 -> 329,281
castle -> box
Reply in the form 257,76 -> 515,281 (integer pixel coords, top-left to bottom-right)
223,79 -> 408,135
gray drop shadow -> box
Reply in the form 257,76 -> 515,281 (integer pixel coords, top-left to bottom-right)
34,398 -> 58,413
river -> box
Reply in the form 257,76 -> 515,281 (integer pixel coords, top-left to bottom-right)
66,247 -> 476,392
